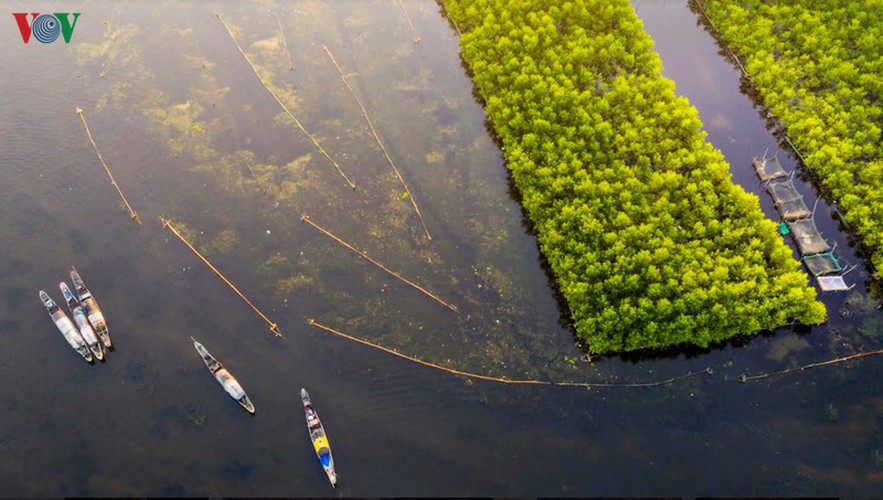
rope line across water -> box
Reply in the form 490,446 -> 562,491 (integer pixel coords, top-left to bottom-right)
307,318 -> 713,388
216,11 -> 356,190
301,214 -> 459,314
322,45 -> 432,241
738,348 -> 883,382
160,217 -> 283,338
75,108 -> 141,224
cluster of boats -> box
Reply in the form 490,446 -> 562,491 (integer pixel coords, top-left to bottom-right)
40,269 -> 337,488
191,337 -> 338,488
39,267 -> 112,363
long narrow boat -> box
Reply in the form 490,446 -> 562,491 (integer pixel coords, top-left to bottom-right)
70,267 -> 112,349
60,282 -> 104,361
301,388 -> 338,488
39,290 -> 93,363
191,337 -> 255,414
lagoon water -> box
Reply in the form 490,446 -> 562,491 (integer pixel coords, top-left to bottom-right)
1,0 -> 881,495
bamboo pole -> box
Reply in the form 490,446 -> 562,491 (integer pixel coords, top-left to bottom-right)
216,11 -> 356,189
160,216 -> 283,338
307,319 -> 712,388
322,45 -> 432,241
395,0 -> 421,43
301,214 -> 458,315
738,349 -> 883,382
75,108 -> 141,224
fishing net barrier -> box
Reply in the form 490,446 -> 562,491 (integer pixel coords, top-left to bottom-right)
322,44 -> 432,241
306,319 -> 713,388
301,214 -> 459,315
738,349 -> 883,382
160,217 -> 283,338
309,319 -> 883,388
76,107 -> 141,224
216,11 -> 356,190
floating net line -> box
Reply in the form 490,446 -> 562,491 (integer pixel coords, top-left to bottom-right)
738,349 -> 883,382
395,0 -> 422,43
322,45 -> 432,241
301,214 -> 459,315
75,108 -> 141,224
216,11 -> 356,189
306,319 -> 713,388
271,0 -> 295,73
160,217 -> 283,338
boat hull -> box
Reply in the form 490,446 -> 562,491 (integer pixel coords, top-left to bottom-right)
301,388 -> 337,488
192,338 -> 255,414
40,291 -> 93,363
70,268 -> 112,348
61,282 -> 103,361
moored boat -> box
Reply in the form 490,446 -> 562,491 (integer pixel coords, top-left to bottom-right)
191,337 -> 255,414
70,267 -> 112,349
60,282 -> 104,361
39,290 -> 93,363
301,388 -> 338,488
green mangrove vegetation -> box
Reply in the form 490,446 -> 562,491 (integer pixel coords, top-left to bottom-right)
444,0 -> 825,353
702,0 -> 883,275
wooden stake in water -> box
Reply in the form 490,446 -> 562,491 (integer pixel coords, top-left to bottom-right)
395,0 -> 421,43
160,216 -> 283,338
301,214 -> 458,315
75,108 -> 141,224
216,11 -> 356,189
322,45 -> 432,241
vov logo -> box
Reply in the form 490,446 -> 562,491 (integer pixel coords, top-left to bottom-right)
13,13 -> 81,44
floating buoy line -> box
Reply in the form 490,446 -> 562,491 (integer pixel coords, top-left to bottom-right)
307,318 -> 713,388
395,0 -> 422,44
272,0 -> 295,73
216,11 -> 356,190
160,216 -> 283,338
322,44 -> 432,241
301,214 -> 458,315
75,107 -> 141,224
738,348 -> 883,382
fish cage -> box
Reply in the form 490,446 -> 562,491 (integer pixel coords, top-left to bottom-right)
802,251 -> 842,276
766,179 -> 810,221
787,218 -> 831,256
817,275 -> 853,292
753,156 -> 787,182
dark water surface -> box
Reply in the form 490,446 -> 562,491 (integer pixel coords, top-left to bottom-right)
1,0 -> 882,496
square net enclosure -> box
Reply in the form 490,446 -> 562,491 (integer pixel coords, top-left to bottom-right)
766,179 -> 802,204
777,198 -> 811,221
788,218 -> 830,255
753,156 -> 787,181
802,252 -> 842,276
817,275 -> 851,292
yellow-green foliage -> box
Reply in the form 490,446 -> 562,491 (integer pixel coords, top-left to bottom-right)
444,0 -> 825,353
704,0 -> 883,276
